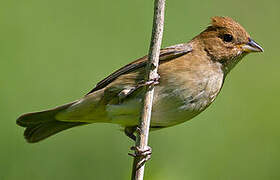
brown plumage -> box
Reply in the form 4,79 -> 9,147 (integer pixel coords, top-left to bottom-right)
17,16 -> 263,143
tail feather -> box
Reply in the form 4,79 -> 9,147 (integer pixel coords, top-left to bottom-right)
23,121 -> 85,143
17,102 -> 87,143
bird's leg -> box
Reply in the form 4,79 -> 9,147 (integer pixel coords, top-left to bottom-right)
127,127 -> 152,167
124,126 -> 137,141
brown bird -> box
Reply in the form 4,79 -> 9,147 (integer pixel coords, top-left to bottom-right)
17,16 -> 263,143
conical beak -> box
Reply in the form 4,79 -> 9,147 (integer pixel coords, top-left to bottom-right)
242,38 -> 264,53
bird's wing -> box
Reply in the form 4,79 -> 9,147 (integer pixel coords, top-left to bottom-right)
86,43 -> 192,95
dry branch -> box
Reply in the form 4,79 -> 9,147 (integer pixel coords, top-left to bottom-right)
131,0 -> 166,179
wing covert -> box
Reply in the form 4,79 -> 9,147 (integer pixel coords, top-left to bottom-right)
86,43 -> 192,95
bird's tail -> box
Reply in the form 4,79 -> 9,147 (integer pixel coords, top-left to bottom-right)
16,102 -> 87,143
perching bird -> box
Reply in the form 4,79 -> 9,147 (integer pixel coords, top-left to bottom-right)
17,16 -> 263,143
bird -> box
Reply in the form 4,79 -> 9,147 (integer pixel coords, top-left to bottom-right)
17,16 -> 263,143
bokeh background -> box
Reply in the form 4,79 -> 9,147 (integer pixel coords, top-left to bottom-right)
1,0 -> 280,179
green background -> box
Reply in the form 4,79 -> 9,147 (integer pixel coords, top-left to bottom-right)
1,0 -> 280,179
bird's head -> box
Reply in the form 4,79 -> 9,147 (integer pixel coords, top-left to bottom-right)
195,16 -> 263,74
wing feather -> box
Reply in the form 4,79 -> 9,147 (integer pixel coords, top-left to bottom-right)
86,43 -> 192,95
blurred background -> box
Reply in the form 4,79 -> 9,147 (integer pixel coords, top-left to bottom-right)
1,0 -> 280,179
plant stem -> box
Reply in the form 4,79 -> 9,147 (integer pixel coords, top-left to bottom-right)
131,0 -> 165,179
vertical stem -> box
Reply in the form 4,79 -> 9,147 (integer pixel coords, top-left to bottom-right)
131,0 -> 165,180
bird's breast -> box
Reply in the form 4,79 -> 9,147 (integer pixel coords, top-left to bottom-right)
150,60 -> 224,127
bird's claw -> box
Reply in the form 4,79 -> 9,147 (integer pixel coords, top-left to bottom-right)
138,74 -> 160,87
129,146 -> 152,157
118,75 -> 160,103
128,146 -> 152,168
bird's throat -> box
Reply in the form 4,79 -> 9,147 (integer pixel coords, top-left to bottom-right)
221,53 -> 247,75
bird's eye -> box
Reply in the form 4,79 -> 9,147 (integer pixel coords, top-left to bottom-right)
222,34 -> 233,42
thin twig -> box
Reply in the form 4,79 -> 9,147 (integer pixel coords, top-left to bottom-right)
131,0 -> 165,180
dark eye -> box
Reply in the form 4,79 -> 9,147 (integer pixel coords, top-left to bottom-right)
223,34 -> 233,42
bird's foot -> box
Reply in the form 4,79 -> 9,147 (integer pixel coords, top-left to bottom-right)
129,146 -> 152,158
138,74 -> 160,87
128,146 -> 152,168
118,75 -> 160,103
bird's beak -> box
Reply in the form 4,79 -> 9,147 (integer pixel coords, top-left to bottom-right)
241,38 -> 264,53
